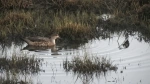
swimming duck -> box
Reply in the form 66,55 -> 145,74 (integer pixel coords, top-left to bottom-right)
23,34 -> 60,46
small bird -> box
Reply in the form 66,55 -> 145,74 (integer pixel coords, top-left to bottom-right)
23,34 -> 60,46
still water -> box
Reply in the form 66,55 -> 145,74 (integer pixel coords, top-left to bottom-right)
0,33 -> 150,84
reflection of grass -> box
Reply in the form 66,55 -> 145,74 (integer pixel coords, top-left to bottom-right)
0,52 -> 43,74
63,54 -> 117,75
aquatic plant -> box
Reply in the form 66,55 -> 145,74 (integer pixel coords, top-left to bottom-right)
63,53 -> 117,84
63,54 -> 117,75
0,52 -> 43,74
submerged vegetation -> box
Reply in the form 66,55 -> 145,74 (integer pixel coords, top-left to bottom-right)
0,0 -> 150,44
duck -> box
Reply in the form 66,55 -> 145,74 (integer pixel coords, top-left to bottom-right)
23,34 -> 60,46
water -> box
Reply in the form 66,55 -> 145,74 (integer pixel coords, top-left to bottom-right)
0,33 -> 150,84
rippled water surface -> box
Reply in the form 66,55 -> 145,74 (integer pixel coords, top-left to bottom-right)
1,34 -> 150,84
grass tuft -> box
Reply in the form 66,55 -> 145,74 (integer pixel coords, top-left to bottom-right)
0,52 -> 43,74
63,54 -> 117,75
53,11 -> 98,41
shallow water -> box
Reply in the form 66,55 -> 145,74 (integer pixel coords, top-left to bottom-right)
0,33 -> 150,84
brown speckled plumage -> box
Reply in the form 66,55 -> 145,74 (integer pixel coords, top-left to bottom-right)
23,34 -> 59,46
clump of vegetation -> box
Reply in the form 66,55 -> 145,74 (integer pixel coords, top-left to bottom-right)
0,11 -> 33,40
0,0 -> 150,44
53,11 -> 98,42
63,54 -> 117,75
0,52 -> 43,74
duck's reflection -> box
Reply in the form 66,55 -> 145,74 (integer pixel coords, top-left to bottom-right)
23,45 -> 55,51
22,45 -> 61,55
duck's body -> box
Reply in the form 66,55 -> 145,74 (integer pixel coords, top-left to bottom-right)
23,34 -> 59,46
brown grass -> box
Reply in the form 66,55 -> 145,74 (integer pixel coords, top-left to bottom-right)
52,11 -> 97,41
0,0 -> 33,8
0,11 -> 33,39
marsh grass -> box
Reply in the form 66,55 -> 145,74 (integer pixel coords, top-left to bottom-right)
0,11 -> 34,40
0,52 -> 43,74
63,54 -> 117,75
63,54 -> 117,84
0,0 -> 149,44
0,10 -> 99,43
53,11 -> 98,41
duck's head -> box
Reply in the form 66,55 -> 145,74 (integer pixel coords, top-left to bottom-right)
51,34 -> 60,40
